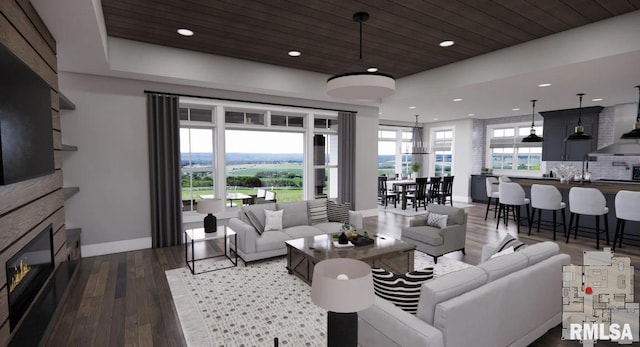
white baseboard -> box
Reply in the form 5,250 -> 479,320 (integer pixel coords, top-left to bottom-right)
358,208 -> 379,217
453,195 -> 472,203
81,237 -> 152,257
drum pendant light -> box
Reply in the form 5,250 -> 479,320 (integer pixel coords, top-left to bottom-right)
326,12 -> 395,100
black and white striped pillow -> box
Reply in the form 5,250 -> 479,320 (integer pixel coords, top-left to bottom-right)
327,200 -> 350,223
491,234 -> 526,257
372,267 -> 434,314
308,199 -> 329,225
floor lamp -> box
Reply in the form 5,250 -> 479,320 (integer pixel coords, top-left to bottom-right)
311,258 -> 374,347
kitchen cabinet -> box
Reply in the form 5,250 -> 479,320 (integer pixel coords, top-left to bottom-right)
540,106 -> 602,161
471,175 -> 495,202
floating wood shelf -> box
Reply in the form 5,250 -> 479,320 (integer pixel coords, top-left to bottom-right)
60,144 -> 78,151
62,187 -> 79,200
59,92 -> 76,110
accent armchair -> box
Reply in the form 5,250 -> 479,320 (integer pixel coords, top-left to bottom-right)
400,205 -> 467,263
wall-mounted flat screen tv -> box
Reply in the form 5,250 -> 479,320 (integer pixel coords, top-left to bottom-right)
0,42 -> 54,185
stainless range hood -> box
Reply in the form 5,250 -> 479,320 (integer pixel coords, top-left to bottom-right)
590,103 -> 640,156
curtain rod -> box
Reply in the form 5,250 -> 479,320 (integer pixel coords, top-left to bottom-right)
144,90 -> 357,114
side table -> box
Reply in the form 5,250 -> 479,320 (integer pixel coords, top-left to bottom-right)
185,225 -> 238,275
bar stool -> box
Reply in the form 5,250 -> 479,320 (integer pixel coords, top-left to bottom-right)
496,182 -> 531,234
529,184 -> 566,240
613,190 -> 640,251
484,177 -> 499,220
566,187 -> 609,249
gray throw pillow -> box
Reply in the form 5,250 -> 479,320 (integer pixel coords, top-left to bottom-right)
245,210 -> 265,235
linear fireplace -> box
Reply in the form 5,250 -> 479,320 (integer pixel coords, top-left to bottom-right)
6,224 -> 54,330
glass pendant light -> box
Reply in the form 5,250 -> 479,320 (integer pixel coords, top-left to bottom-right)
620,85 -> 640,139
522,99 -> 543,142
403,115 -> 429,154
566,93 -> 592,141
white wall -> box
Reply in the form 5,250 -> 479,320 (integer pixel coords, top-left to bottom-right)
59,72 -> 378,256
424,118 -> 474,202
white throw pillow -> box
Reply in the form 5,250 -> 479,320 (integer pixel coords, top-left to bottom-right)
263,209 -> 284,232
426,212 -> 448,229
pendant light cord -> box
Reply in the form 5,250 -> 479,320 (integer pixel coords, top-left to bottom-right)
577,93 -> 585,126
530,99 -> 537,127
359,20 -> 363,61
636,85 -> 640,122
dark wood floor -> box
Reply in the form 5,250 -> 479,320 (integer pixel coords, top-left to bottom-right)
45,203 -> 640,346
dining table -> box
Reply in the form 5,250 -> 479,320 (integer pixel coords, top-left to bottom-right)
390,179 -> 417,210
199,193 -> 253,207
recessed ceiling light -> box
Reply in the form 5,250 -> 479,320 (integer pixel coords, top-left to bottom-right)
592,98 -> 603,102
468,113 -> 475,116
288,50 -> 301,57
409,106 -> 416,109
453,98 -> 463,102
434,118 -> 440,121
367,67 -> 378,72
177,28 -> 194,36
439,40 -> 455,47
378,112 -> 382,115
537,83 -> 552,87
512,108 -> 521,111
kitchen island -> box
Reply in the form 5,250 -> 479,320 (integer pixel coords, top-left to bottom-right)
511,178 -> 640,247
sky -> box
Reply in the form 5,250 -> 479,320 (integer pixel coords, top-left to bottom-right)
181,129 -> 304,154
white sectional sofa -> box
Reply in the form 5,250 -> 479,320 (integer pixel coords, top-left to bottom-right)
357,241 -> 570,347
228,200 -> 363,262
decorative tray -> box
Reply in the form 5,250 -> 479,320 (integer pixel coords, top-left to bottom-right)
349,235 -> 374,247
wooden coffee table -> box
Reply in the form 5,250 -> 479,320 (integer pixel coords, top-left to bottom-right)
285,234 -> 416,284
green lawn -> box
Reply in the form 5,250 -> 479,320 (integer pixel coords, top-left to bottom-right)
227,163 -> 303,177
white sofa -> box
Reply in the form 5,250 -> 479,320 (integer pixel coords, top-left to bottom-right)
228,200 -> 363,262
358,241 -> 570,347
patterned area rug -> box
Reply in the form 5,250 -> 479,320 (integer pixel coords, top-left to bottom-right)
166,253 -> 470,347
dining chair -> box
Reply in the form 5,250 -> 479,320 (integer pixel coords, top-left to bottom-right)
378,176 -> 398,208
265,190 -> 277,203
427,177 -> 442,203
406,177 -> 429,211
439,176 -> 454,205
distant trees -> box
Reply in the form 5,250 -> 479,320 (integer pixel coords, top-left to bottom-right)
227,176 -> 262,187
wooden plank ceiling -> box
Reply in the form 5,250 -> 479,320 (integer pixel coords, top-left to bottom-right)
101,0 -> 640,78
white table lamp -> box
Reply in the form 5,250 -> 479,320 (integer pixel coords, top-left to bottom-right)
196,198 -> 225,233
311,258 -> 374,347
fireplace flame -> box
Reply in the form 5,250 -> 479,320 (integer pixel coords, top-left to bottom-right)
9,259 -> 31,293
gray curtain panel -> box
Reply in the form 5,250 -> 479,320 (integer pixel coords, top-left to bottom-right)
147,93 -> 183,247
338,111 -> 356,207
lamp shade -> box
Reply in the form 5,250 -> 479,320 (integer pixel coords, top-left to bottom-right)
311,258 -> 374,313
196,198 -> 225,214
327,72 -> 395,100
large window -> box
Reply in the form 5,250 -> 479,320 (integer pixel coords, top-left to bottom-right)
225,129 -> 304,203
377,127 -> 412,178
180,107 -> 215,211
487,123 -> 543,173
432,129 -> 453,176
179,98 -> 339,212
